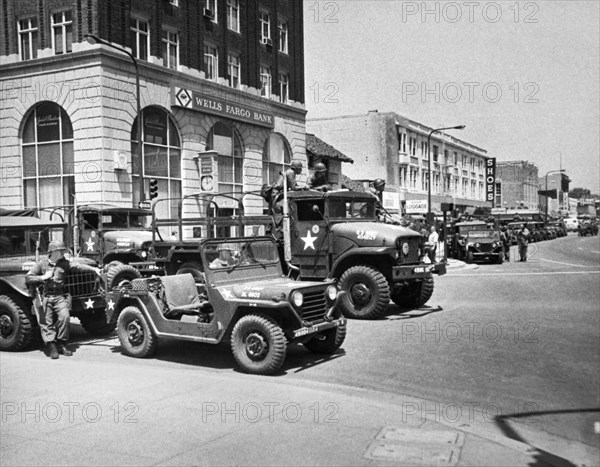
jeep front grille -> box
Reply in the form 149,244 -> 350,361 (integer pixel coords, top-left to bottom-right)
301,290 -> 327,322
65,272 -> 98,297
398,238 -> 421,265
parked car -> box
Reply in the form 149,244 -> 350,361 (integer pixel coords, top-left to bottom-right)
564,217 -> 579,232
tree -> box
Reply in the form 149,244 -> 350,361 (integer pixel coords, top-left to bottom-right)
569,187 -> 591,199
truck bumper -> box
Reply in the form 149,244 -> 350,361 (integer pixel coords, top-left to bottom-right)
391,262 -> 446,280
293,317 -> 346,339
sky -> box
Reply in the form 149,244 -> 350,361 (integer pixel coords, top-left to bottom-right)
303,0 -> 600,192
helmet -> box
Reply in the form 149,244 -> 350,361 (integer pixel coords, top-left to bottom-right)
374,178 -> 385,190
314,162 -> 327,173
290,161 -> 303,172
48,240 -> 66,253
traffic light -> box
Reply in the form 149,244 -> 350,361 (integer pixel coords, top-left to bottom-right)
149,178 -> 158,199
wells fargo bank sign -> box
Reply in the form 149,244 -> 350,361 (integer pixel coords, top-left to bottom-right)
172,87 -> 274,128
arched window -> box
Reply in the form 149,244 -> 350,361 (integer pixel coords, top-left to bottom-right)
206,121 -> 244,195
262,133 -> 291,185
131,106 -> 181,217
21,102 -> 74,210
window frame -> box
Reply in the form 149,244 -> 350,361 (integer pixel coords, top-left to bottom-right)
18,18 -> 38,61
226,0 -> 240,32
204,44 -> 219,82
278,19 -> 288,53
260,66 -> 272,98
51,10 -> 73,55
130,18 -> 149,61
259,11 -> 271,43
161,29 -> 179,70
278,72 -> 289,103
227,53 -> 240,88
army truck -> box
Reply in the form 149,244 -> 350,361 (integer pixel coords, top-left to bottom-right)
105,236 -> 346,375
147,190 -> 445,320
0,212 -> 108,351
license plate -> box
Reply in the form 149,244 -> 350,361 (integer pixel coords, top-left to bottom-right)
293,318 -> 344,338
413,266 -> 432,274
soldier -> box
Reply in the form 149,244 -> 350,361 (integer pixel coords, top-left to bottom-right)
500,225 -> 511,261
26,240 -> 101,359
274,160 -> 303,194
369,178 -> 385,204
516,223 -> 530,262
307,162 -> 329,191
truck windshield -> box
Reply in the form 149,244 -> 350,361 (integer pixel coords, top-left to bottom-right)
204,239 -> 279,270
328,199 -> 375,219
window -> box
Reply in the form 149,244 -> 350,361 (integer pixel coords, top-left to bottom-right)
161,30 -> 178,69
228,53 -> 240,88
205,0 -> 217,22
444,149 -> 448,165
260,66 -> 271,98
278,20 -> 288,53
433,145 -> 439,162
129,19 -> 149,61
207,122 -> 244,195
52,11 -> 73,55
409,136 -> 416,155
18,18 -> 38,61
131,107 -> 181,219
22,102 -> 74,210
263,133 -> 291,185
204,44 -> 219,81
227,0 -> 240,32
259,11 -> 271,43
278,73 -> 289,103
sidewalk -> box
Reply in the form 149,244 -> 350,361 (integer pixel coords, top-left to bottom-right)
1,351 -> 597,466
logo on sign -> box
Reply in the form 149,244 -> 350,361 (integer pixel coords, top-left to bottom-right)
175,88 -> 193,108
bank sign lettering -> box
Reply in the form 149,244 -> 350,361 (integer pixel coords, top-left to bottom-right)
173,87 -> 274,128
486,158 -> 496,204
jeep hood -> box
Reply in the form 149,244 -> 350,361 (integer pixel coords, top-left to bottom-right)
102,230 -> 153,249
331,221 -> 421,247
231,277 -> 324,300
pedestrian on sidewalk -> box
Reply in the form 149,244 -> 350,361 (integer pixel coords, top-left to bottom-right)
26,240 -> 102,359
428,225 -> 439,263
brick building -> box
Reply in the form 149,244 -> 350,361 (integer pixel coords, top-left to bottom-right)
538,171 -> 571,217
0,0 -> 306,232
308,111 -> 491,215
494,161 -> 539,210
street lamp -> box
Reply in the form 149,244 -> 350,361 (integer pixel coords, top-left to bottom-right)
84,34 -> 144,205
544,169 -> 565,220
427,125 -> 465,223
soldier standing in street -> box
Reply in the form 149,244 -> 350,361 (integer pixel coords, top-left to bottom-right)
500,225 -> 511,261
517,223 -> 530,262
307,162 -> 329,191
26,240 -> 101,359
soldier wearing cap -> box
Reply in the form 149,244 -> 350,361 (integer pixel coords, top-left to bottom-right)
307,162 -> 329,191
26,240 -> 101,359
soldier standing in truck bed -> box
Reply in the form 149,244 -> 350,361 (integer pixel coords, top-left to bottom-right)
307,162 -> 329,191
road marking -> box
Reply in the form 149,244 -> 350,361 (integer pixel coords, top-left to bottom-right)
540,258 -> 593,268
450,271 -> 600,277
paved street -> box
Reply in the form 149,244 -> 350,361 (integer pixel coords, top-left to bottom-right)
1,233 -> 599,466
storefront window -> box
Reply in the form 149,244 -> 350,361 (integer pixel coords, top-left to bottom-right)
262,133 -> 291,185
207,122 -> 244,195
21,102 -> 74,213
131,107 -> 181,218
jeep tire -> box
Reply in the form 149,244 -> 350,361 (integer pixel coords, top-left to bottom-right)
391,276 -> 434,309
466,251 -> 474,264
231,314 -> 286,375
79,312 -> 117,336
0,296 -> 33,351
106,264 -> 141,289
338,265 -> 390,320
304,320 -> 346,355
117,306 -> 157,358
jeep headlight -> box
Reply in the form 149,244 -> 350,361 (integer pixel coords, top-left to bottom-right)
326,285 -> 337,301
475,242 -> 480,249
141,250 -> 148,258
291,291 -> 303,307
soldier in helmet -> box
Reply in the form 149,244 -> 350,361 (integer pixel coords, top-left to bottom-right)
26,240 -> 101,359
369,178 -> 386,204
274,160 -> 303,193
307,162 -> 329,191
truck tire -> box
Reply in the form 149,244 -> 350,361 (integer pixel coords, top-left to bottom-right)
117,306 -> 157,358
338,265 -> 390,320
391,277 -> 434,309
106,264 -> 141,289
0,296 -> 33,351
231,314 -> 287,375
304,320 -> 346,355
176,261 -> 205,283
79,312 -> 117,336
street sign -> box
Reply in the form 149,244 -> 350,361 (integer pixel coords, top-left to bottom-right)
139,201 -> 152,210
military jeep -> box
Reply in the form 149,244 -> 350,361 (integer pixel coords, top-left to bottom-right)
105,237 -> 346,375
464,229 -> 504,264
0,213 -> 108,351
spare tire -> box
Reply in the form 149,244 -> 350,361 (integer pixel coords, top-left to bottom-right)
106,264 -> 141,289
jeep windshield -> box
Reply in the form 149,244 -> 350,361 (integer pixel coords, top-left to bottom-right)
467,230 -> 500,240
327,199 -> 376,220
204,239 -> 280,270
457,224 -> 487,235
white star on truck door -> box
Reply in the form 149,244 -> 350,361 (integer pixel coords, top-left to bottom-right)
301,230 -> 317,251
